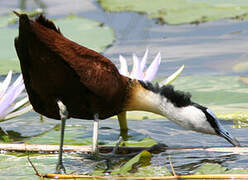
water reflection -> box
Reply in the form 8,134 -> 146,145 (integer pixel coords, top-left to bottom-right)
152,151 -> 240,174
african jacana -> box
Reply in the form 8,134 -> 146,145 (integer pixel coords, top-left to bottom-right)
14,12 -> 240,173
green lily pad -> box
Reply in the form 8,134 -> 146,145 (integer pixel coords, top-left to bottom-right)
112,150 -> 152,175
26,125 -> 93,146
125,166 -> 171,177
0,27 -> 19,74
0,15 -> 114,75
0,153 -> 77,180
233,62 -> 248,73
226,168 -> 248,174
99,0 -> 248,25
194,163 -> 227,174
120,137 -> 158,147
0,16 -> 11,28
194,163 -> 248,175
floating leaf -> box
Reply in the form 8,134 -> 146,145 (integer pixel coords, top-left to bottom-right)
125,166 -> 171,177
233,62 -> 248,73
26,125 -> 92,146
99,0 -> 248,25
226,168 -> 248,174
194,163 -> 227,174
120,137 -> 158,147
112,150 -> 152,175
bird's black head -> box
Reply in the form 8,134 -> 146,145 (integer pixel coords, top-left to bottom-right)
193,103 -> 240,147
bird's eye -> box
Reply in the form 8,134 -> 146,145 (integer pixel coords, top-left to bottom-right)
226,132 -> 229,135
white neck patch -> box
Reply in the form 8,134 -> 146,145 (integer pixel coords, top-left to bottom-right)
159,99 -> 216,134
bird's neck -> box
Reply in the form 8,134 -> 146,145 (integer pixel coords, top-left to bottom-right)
124,80 -> 164,115
124,80 -> 211,133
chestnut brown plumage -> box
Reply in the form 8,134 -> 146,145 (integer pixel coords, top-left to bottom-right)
14,13 -> 129,121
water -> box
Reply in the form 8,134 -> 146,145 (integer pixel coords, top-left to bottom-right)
0,0 -> 248,177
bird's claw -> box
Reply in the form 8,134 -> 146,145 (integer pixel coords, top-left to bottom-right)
55,164 -> 66,174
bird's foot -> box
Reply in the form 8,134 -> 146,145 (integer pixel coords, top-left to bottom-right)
55,163 -> 66,174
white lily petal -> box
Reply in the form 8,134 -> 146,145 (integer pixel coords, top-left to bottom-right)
0,81 -> 25,116
12,73 -> 23,88
1,96 -> 30,117
2,104 -> 33,121
159,65 -> 185,86
0,70 -> 12,99
130,53 -> 143,80
119,55 -> 129,76
143,52 -> 161,81
140,48 -> 149,72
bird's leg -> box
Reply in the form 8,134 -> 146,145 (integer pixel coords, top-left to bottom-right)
117,111 -> 128,140
92,113 -> 99,154
111,136 -> 123,154
55,100 -> 68,174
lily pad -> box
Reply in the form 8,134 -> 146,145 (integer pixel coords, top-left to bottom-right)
112,150 -> 152,175
226,168 -> 248,174
125,166 -> 171,177
0,16 -> 10,28
194,163 -> 248,175
26,124 -> 93,146
0,15 -> 114,75
0,153 -> 77,180
233,62 -> 248,73
99,0 -> 248,25
194,163 -> 227,174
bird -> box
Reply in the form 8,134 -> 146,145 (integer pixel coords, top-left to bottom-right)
14,12 -> 240,174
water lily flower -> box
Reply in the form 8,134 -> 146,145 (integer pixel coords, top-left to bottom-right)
0,71 -> 32,121
119,49 -> 184,85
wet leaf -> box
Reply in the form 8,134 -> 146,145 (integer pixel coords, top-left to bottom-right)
217,112 -> 248,123
0,28 -> 19,74
26,125 -> 93,146
233,62 -> 248,73
226,168 -> 248,174
120,137 -> 158,147
123,166 -> 171,177
194,163 -> 226,174
112,150 -> 152,175
0,16 -> 10,28
99,0 -> 248,25
0,154 -> 55,180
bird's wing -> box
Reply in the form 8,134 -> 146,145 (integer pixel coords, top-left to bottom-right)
29,15 -> 127,99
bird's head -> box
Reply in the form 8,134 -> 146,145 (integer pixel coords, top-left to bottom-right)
191,105 -> 240,147
127,81 -> 240,147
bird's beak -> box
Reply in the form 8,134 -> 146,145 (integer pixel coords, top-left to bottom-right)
218,128 -> 240,147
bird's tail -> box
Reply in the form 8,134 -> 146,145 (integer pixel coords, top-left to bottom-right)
13,10 -> 21,17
